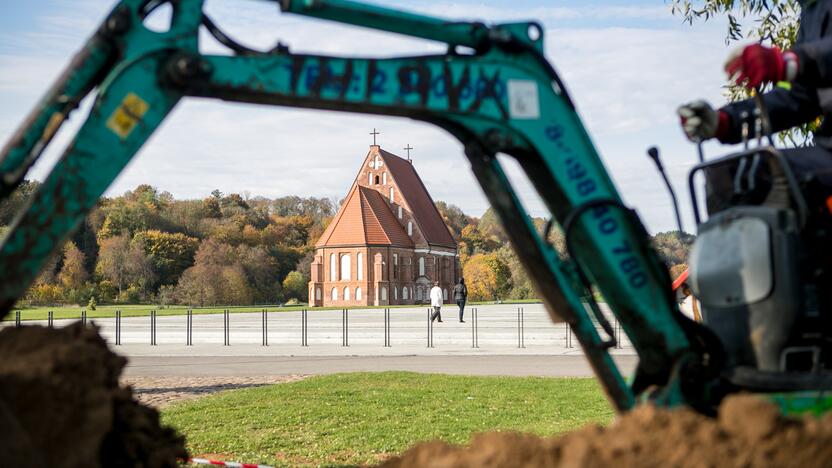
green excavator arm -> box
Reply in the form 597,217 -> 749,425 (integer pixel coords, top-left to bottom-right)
0,0 -> 721,412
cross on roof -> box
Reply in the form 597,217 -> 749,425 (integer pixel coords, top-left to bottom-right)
403,144 -> 413,161
370,128 -> 380,146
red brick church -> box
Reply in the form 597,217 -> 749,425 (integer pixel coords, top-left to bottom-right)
308,143 -> 458,307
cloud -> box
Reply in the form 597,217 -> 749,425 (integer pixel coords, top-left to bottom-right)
1,0 -> 736,233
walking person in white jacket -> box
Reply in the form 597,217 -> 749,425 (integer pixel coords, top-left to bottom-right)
429,281 -> 443,323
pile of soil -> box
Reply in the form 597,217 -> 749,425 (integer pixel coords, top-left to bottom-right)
0,323 -> 186,468
379,395 -> 832,467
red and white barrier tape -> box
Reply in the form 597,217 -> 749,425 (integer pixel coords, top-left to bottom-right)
187,457 -> 274,468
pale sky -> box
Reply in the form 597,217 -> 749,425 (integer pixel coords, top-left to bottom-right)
0,0 -> 744,233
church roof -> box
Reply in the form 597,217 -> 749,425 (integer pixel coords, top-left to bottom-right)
315,184 -> 414,248
378,149 -> 456,248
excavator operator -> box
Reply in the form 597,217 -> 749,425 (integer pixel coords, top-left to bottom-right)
677,0 -> 832,214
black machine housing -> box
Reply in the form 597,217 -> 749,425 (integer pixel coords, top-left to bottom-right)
687,147 -> 832,390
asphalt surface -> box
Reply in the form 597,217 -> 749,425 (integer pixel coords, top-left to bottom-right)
124,354 -> 639,378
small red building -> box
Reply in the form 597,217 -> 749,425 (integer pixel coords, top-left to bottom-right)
308,145 -> 458,306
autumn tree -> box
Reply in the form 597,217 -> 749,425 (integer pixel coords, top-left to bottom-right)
134,230 -> 199,286
282,270 -> 307,301
58,242 -> 88,292
435,201 -> 472,239
96,234 -> 155,295
463,253 -> 512,301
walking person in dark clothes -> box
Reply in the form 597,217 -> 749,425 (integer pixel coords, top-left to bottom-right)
454,278 -> 468,323
430,281 -> 443,323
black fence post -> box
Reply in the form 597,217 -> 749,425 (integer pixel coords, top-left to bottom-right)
80,310 -> 87,326
341,309 -> 349,347
115,310 -> 121,345
150,310 -> 157,346
566,322 -> 573,348
262,309 -> 268,346
520,307 -> 525,348
384,308 -> 391,347
186,309 -> 193,346
15,310 -> 20,328
301,309 -> 308,347
47,310 -> 54,328
426,308 -> 435,348
223,309 -> 230,346
471,307 -> 476,348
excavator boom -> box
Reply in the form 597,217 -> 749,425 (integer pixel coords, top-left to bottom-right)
0,0 -> 714,411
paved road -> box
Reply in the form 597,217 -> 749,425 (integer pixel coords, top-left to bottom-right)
124,354 -> 639,378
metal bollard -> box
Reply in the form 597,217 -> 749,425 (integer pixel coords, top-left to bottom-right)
150,310 -> 157,346
517,307 -> 526,348
115,310 -> 122,345
47,310 -> 54,328
565,322 -> 573,348
223,309 -> 230,346
471,308 -> 479,348
301,309 -> 308,347
426,308 -> 434,348
186,309 -> 193,346
342,309 -> 349,347
81,310 -> 87,326
262,309 -> 268,346
383,308 -> 391,347
15,310 -> 20,328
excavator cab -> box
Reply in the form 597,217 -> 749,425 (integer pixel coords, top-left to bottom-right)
687,140 -> 832,390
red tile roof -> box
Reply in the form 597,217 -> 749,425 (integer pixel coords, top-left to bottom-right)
379,149 -> 456,248
316,184 -> 414,248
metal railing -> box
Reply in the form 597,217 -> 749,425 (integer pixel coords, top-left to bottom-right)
2,306 -> 630,350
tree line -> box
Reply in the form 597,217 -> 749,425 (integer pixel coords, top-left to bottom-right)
1,183 -> 691,307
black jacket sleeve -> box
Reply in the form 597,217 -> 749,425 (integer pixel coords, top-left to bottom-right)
718,83 -> 822,144
794,37 -> 832,88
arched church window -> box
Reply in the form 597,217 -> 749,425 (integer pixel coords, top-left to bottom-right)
316,288 -> 322,300
389,187 -> 394,202
330,253 -> 336,280
419,257 -> 425,277
357,253 -> 363,281
331,287 -> 338,301
375,175 -> 379,184
340,254 -> 351,280
356,287 -> 362,301
381,286 -> 388,301
394,286 -> 398,300
398,206 -> 402,219
407,221 -> 413,236
368,173 -> 373,185
443,289 -> 448,300
383,172 -> 387,185
344,287 -> 351,301
403,287 -> 409,300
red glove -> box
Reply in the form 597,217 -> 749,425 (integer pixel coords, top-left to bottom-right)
725,44 -> 799,89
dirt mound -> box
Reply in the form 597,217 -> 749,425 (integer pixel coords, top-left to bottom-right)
378,395 -> 832,468
0,323 -> 186,468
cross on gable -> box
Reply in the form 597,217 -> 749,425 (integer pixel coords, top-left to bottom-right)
370,128 -> 380,145
403,144 -> 413,161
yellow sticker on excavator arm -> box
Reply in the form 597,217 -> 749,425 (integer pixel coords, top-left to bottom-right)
106,93 -> 149,139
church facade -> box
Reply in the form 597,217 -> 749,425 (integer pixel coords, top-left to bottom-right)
308,145 -> 458,307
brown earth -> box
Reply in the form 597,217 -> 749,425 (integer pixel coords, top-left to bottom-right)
378,395 -> 832,468
0,323 -> 186,468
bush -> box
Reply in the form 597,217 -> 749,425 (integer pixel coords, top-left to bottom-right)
87,296 -> 97,311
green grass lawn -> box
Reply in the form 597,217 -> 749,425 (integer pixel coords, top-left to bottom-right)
162,372 -> 612,467
6,300 -> 542,322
